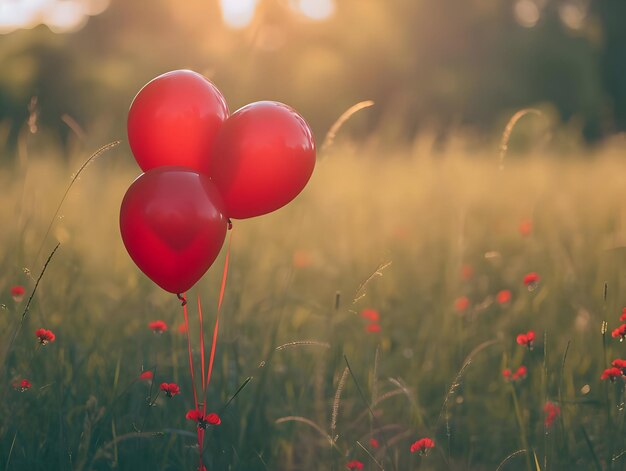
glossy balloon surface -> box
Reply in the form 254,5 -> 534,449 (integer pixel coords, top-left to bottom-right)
205,101 -> 316,219
120,167 -> 227,293
128,70 -> 228,173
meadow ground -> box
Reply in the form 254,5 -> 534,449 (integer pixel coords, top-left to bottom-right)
2,134 -> 626,470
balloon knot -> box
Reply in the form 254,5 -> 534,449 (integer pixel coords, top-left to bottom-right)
177,293 -> 187,306
227,219 -> 233,231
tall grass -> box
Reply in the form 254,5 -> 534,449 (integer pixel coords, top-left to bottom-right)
1,133 -> 626,470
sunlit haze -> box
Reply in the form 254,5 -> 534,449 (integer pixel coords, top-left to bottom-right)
295,0 -> 335,20
0,0 -> 109,34
219,0 -> 258,29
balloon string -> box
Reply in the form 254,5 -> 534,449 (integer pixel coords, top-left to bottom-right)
227,218 -> 233,230
182,294 -> 199,411
177,293 -> 187,306
203,230 -> 233,412
198,295 -> 206,392
197,428 -> 204,471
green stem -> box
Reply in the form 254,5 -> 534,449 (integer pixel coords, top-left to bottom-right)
511,385 -> 532,471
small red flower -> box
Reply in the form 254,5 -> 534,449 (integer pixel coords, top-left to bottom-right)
523,272 -> 540,290
177,322 -> 187,334
366,323 -> 381,333
148,320 -> 167,333
206,412 -> 221,425
186,409 -> 221,429
611,359 -> 626,372
11,285 -> 25,302
160,382 -> 180,398
139,370 -> 153,380
601,367 -> 623,382
13,378 -> 31,391
360,309 -> 380,322
512,365 -> 527,381
612,324 -> 626,341
519,219 -> 533,237
346,460 -> 364,470
502,369 -> 512,380
292,250 -> 312,268
496,289 -> 512,305
454,296 -> 470,312
35,328 -> 56,345
544,401 -> 560,428
620,308 -> 626,322
516,331 -> 535,349
410,437 -> 435,455
461,264 -> 474,280
370,438 -> 379,449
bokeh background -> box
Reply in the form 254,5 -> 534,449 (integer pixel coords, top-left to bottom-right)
1,0 -> 626,150
3,2 -> 626,470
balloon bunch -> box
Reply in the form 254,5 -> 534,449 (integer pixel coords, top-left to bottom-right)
120,70 -> 316,295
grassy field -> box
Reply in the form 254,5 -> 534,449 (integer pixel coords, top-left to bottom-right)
2,134 -> 626,470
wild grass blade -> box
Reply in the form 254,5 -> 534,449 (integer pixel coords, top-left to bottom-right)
1,242 -> 61,376
353,261 -> 392,304
356,440 -> 385,470
331,366 -> 349,441
275,340 -> 331,351
581,426 -> 603,471
495,449 -> 527,471
344,355 -> 398,471
34,140 -> 120,263
322,100 -> 375,152
498,109 -> 542,169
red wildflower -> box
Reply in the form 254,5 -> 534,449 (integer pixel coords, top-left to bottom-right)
601,367 -> 623,382
516,331 -> 535,349
612,324 -> 626,341
366,323 -> 381,333
461,264 -> 474,280
160,382 -> 180,398
621,308 -> 626,322
13,378 -> 31,392
611,359 -> 626,372
11,285 -> 25,302
519,219 -> 533,237
512,365 -> 527,381
35,328 -> 55,345
523,272 -> 540,290
360,309 -> 380,322
454,296 -> 470,312
206,413 -> 221,425
370,438 -> 379,449
292,250 -> 312,268
346,461 -> 364,470
544,401 -> 560,428
139,370 -> 153,380
410,437 -> 435,455
148,320 -> 167,333
186,409 -> 221,429
496,289 -> 512,305
503,366 -> 527,381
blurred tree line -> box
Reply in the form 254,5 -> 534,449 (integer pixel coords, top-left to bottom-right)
0,0 -> 625,152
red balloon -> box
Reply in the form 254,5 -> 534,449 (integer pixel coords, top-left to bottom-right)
204,101 -> 316,219
128,70 -> 228,173
120,167 -> 227,294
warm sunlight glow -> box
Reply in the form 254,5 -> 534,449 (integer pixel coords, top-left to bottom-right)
297,0 -> 335,20
0,0 -> 109,34
514,0 -> 540,28
219,0 -> 258,29
558,3 -> 586,30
